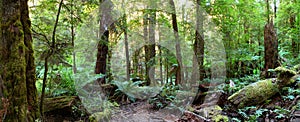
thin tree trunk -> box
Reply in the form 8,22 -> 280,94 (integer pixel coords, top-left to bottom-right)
290,14 -> 296,58
124,16 -> 130,81
122,0 -> 130,81
148,8 -> 156,85
158,24 -> 163,83
40,57 -> 48,119
52,0 -> 64,49
133,49 -> 139,76
143,9 -> 150,85
170,0 -> 182,85
40,0 -> 63,119
71,0 -> 77,73
195,0 -> 205,81
266,0 -> 270,23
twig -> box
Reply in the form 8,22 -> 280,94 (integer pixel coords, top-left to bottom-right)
288,95 -> 300,110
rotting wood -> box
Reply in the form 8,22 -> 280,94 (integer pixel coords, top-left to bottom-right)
228,67 -> 298,108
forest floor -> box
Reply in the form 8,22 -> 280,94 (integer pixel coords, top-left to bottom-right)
43,94 -> 300,122
43,81 -> 300,122
110,100 -> 179,122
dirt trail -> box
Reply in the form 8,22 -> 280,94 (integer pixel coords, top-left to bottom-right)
110,101 -> 180,122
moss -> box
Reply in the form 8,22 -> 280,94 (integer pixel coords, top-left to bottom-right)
44,96 -> 77,112
275,67 -> 296,80
293,64 -> 300,72
229,71 -> 298,109
198,105 -> 222,119
228,79 -> 279,108
89,109 -> 111,122
212,114 -> 229,122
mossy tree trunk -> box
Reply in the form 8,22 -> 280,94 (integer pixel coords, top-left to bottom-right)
0,0 -> 39,121
20,0 -> 39,120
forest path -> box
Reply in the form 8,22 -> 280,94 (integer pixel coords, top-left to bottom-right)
110,100 -> 180,122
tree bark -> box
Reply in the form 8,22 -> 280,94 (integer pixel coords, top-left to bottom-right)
143,9 -> 150,85
290,14 -> 297,58
20,0 -> 39,120
0,0 -> 38,121
158,24 -> 163,83
71,0 -> 77,73
95,0 -> 112,84
170,0 -> 182,85
148,7 -> 156,85
263,21 -> 279,78
122,0 -> 130,81
195,0 -> 205,81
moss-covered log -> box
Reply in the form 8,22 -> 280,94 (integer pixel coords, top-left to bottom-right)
44,96 -> 82,113
42,96 -> 89,121
228,67 -> 298,108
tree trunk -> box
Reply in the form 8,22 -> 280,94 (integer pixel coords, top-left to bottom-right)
121,0 -> 130,81
195,0 -> 205,81
21,0 -> 39,120
95,0 -> 112,84
95,30 -> 109,84
263,0 -> 278,78
40,57 -> 49,118
143,9 -> 150,85
148,7 -> 156,85
124,18 -> 130,81
263,21 -> 279,78
290,15 -> 297,58
40,0 -> 64,119
133,49 -> 139,77
0,0 -> 38,121
71,0 -> 77,73
158,24 -> 163,83
170,0 -> 182,85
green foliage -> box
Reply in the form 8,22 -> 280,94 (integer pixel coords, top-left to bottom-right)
30,0 -> 90,98
111,80 -> 161,102
36,64 -> 76,97
238,106 -> 268,121
148,84 -> 178,109
274,106 -> 290,119
281,87 -> 300,101
231,117 -> 241,122
111,80 -> 144,102
88,100 -> 119,122
226,74 -> 260,93
27,0 -> 300,120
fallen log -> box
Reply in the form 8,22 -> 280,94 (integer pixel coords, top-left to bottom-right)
43,96 -> 89,119
228,67 -> 298,108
